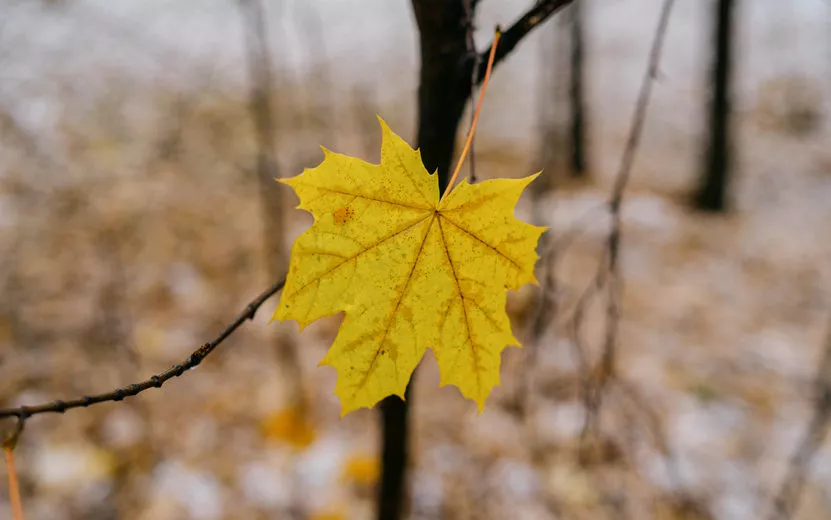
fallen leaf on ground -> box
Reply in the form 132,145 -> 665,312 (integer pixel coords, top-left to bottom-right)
341,453 -> 379,487
260,404 -> 316,449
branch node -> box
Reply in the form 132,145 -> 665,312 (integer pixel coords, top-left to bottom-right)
2,416 -> 25,450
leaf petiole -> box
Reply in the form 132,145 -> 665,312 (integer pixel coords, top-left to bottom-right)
5,445 -> 24,520
440,26 -> 502,202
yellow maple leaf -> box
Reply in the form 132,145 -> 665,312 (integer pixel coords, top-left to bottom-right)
274,118 -> 544,415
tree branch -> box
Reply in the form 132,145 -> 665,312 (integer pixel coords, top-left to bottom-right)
580,0 -> 675,443
767,318 -> 831,520
475,0 -> 575,84
0,278 -> 285,420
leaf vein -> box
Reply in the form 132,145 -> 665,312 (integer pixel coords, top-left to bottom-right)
351,214 -> 437,398
440,215 -> 522,270
297,183 -> 432,211
437,217 -> 482,394
286,214 -> 431,300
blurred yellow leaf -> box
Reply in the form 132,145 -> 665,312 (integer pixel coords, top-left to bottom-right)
341,453 -> 379,487
260,405 -> 316,449
274,118 -> 544,415
309,512 -> 347,520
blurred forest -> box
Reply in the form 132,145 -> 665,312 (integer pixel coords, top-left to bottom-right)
1,0 -> 831,519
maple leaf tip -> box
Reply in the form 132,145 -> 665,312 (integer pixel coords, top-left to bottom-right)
295,320 -> 311,333
376,116 -> 396,142
339,397 -> 377,417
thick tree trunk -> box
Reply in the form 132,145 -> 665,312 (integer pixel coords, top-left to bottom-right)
695,0 -> 735,212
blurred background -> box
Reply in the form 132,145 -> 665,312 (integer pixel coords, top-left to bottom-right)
1,0 -> 831,519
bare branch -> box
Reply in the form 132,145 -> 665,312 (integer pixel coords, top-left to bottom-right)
582,0 -> 676,436
0,278 -> 285,420
237,0 -> 288,272
609,0 -> 675,209
237,0 -> 306,405
767,319 -> 831,520
475,0 -> 575,84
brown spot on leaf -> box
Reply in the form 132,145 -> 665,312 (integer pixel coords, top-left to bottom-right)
333,206 -> 355,225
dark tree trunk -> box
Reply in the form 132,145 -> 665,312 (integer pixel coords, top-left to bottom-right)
377,6 -> 469,519
695,0 -> 735,212
376,387 -> 412,520
377,4 -> 472,519
569,0 -> 588,177
378,2 -> 573,518
412,0 -> 473,186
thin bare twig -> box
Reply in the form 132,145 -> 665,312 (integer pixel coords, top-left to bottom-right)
615,378 -> 691,496
767,319 -> 831,520
0,279 -> 285,420
475,0 -> 575,85
237,0 -> 306,416
581,0 -> 675,439
613,381 -> 712,519
237,0 -> 283,267
513,238 -> 562,422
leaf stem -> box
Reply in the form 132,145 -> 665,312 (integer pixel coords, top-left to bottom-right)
440,26 -> 501,202
5,447 -> 24,520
